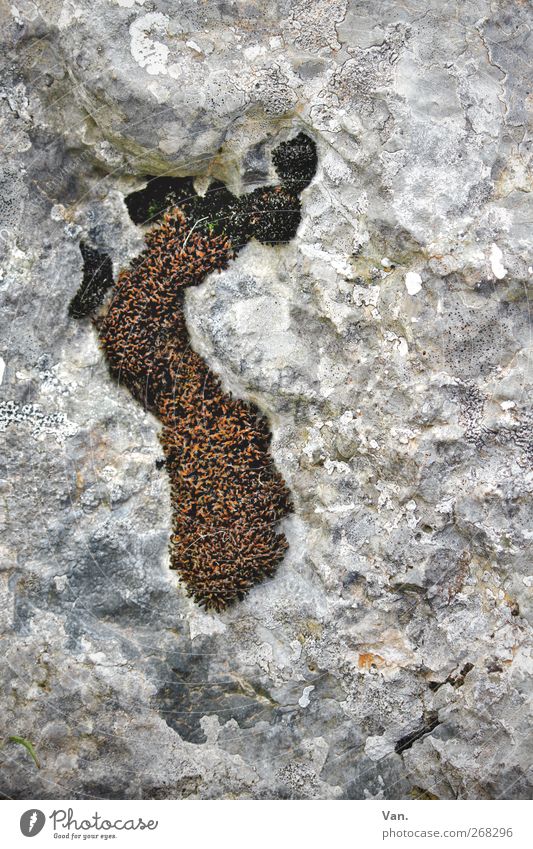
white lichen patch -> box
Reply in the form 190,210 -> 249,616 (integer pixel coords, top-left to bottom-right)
0,400 -> 77,442
490,243 -> 507,279
404,271 -> 422,295
298,685 -> 315,708
130,13 -> 170,76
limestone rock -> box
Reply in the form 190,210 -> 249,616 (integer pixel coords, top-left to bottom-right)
0,0 -> 531,799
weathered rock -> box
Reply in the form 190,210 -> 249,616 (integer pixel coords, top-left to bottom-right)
0,0 -> 531,799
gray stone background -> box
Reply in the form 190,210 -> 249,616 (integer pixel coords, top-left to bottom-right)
0,0 -> 532,799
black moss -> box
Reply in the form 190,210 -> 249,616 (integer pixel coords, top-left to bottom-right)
272,131 -> 318,190
123,132 -> 317,247
69,242 -> 113,319
125,176 -> 196,226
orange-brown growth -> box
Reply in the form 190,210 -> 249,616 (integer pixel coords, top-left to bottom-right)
96,210 -> 291,610
72,133 -> 317,610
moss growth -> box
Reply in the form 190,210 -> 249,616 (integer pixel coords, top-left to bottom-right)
68,242 -> 113,318
272,132 -> 318,190
125,176 -> 195,226
72,133 -> 317,610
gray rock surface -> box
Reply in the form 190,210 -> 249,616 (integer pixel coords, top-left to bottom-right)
1,0 -> 532,799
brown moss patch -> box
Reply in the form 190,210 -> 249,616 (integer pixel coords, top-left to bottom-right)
72,133 -> 317,610
97,209 -> 292,609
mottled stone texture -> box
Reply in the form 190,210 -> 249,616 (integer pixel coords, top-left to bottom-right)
0,0 -> 532,799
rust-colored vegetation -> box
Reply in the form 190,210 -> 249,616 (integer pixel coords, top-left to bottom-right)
71,133 -> 317,610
